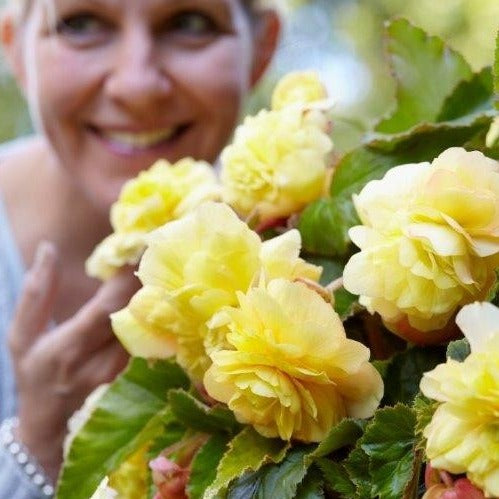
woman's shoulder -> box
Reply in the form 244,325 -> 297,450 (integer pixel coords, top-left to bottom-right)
0,135 -> 46,189
0,135 -> 35,158
0,134 -> 44,162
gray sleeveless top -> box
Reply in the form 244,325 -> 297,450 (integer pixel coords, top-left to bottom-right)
0,197 -> 53,498
0,139 -> 53,498
0,195 -> 23,419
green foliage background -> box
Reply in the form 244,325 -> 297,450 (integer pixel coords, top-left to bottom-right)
0,57 -> 30,143
250,0 -> 499,150
334,0 -> 499,141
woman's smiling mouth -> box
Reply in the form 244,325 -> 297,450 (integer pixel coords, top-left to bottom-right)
103,128 -> 177,147
88,125 -> 190,155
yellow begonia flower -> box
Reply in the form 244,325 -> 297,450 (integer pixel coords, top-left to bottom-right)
110,158 -> 219,232
343,148 -> 499,333
420,302 -> 499,497
259,227 -> 322,283
111,202 -> 321,381
86,158 -> 220,280
85,232 -> 146,281
111,294 -> 178,360
204,279 -> 383,443
221,71 -> 333,225
221,107 -> 332,223
89,477 -> 118,499
271,71 -> 328,111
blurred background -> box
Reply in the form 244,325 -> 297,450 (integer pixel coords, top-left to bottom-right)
1,0 -> 499,150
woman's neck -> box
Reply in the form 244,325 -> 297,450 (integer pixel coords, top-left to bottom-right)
0,135 -> 112,268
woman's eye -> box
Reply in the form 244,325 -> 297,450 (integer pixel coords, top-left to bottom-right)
168,12 -> 219,36
56,14 -> 112,45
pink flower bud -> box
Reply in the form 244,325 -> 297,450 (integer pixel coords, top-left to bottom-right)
423,465 -> 485,499
149,456 -> 188,499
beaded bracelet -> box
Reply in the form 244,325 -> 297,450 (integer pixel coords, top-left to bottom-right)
0,417 -> 55,497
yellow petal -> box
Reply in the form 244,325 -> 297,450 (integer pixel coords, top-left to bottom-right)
455,302 -> 499,353
111,307 -> 177,358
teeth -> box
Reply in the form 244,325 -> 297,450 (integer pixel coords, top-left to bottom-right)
102,128 -> 177,147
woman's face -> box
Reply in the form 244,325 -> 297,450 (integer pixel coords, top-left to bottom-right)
16,0 -> 272,210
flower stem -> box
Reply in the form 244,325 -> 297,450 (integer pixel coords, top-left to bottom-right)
325,277 -> 343,294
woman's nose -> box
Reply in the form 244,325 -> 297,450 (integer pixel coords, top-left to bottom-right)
104,27 -> 172,114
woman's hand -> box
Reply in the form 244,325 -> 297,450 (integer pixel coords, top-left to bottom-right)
7,241 -> 140,481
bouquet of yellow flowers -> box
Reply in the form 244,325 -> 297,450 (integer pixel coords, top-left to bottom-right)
57,19 -> 499,499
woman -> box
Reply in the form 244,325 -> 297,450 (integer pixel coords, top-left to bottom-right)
0,0 -> 279,496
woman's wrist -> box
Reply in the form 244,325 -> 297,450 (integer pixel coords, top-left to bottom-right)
16,409 -> 64,482
0,417 -> 55,497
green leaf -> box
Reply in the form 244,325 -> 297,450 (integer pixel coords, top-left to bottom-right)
381,346 -> 445,406
57,358 -> 189,499
376,18 -> 472,133
203,427 -> 290,499
298,198 -> 357,257
333,288 -> 359,320
487,270 -> 499,305
306,419 -> 364,464
146,419 -> 187,459
295,466 -> 325,499
368,113 -> 495,155
412,394 -> 438,451
446,338 -> 471,362
226,446 -> 311,499
316,458 -> 356,498
303,256 -> 344,286
372,359 -> 391,379
437,67 -> 494,121
168,389 -> 241,434
188,433 -> 231,499
360,405 -> 417,499
329,146 -> 398,202
343,447 -> 373,499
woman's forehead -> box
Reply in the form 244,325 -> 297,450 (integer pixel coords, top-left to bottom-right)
19,0 -> 258,22
49,0 -> 245,9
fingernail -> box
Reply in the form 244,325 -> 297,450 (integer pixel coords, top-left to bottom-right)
33,240 -> 57,269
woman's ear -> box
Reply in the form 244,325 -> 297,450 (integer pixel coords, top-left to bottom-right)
250,9 -> 281,88
1,10 -> 26,90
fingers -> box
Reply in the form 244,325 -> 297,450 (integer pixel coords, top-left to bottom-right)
11,257 -> 138,479
8,241 -> 60,356
94,265 -> 142,314
80,340 -> 130,389
52,340 -> 130,410
56,266 -> 141,356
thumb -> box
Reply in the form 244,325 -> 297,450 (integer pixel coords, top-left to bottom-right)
8,240 -> 60,355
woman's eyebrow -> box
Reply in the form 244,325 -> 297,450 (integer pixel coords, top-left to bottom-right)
161,0 -> 232,17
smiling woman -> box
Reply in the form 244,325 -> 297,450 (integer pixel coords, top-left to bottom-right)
0,0 -> 279,497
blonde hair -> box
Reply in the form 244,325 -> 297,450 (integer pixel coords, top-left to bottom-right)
3,0 -> 53,133
3,0 -> 30,20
